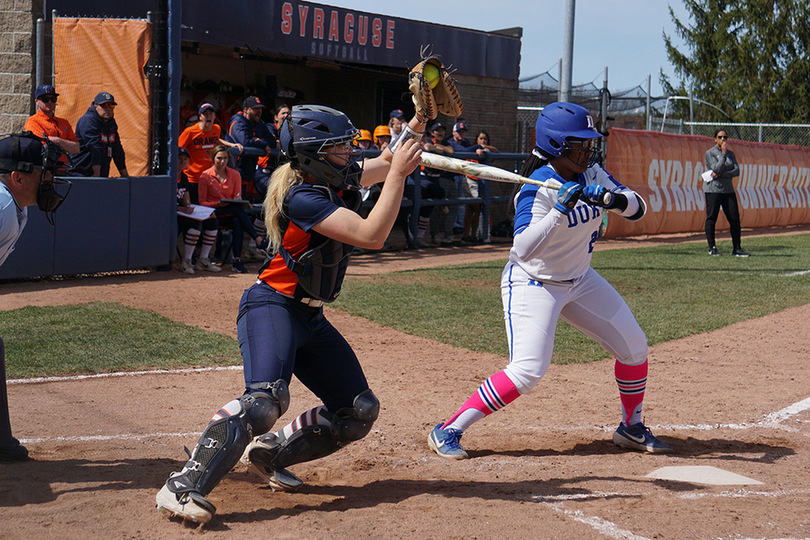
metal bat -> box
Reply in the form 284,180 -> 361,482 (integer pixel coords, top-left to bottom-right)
420,152 -> 562,190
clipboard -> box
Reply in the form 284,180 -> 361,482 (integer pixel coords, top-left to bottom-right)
220,198 -> 253,210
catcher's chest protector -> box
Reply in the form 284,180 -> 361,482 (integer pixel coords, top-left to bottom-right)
277,185 -> 361,302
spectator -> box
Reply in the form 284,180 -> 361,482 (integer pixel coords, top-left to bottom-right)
388,109 -> 406,146
354,129 -> 374,150
423,122 -> 455,245
0,133 -> 72,461
179,103 -> 243,203
198,144 -> 268,273
23,84 -> 80,168
268,104 -> 290,140
404,138 -> 445,248
176,147 -> 221,274
476,130 -> 500,153
704,129 -> 749,257
226,96 -> 275,199
373,125 -> 392,152
447,122 -> 486,244
72,92 -> 128,178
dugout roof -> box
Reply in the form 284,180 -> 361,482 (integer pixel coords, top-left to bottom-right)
49,0 -> 521,80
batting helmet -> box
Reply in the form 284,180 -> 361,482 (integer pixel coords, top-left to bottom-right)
280,105 -> 364,190
535,102 -> 602,166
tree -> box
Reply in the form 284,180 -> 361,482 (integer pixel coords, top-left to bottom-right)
662,0 -> 810,123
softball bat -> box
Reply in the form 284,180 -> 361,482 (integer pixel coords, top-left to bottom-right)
420,153 -> 562,190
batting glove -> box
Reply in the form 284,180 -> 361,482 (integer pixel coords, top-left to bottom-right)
581,184 -> 615,208
554,181 -> 583,214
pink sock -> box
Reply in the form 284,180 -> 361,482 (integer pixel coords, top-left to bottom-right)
443,370 -> 521,429
615,359 -> 647,426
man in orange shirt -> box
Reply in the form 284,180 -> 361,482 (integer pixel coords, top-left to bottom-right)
23,85 -> 80,168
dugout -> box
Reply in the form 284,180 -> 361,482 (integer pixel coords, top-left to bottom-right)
0,0 -> 522,280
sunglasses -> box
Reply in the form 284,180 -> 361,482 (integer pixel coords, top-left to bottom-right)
717,135 -> 728,139
98,103 -> 116,109
39,96 -> 57,104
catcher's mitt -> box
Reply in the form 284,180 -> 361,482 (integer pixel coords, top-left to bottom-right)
408,52 -> 463,120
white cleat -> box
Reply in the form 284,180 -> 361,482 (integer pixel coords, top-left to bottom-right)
241,442 -> 303,492
155,483 -> 214,524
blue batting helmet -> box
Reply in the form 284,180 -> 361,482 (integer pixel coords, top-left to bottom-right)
535,102 -> 602,160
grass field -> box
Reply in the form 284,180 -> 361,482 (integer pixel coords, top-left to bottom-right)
3,233 -> 809,378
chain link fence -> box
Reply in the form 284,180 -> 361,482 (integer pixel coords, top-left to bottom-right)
650,119 -> 810,147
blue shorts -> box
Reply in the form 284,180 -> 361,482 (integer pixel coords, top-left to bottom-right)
236,281 -> 369,412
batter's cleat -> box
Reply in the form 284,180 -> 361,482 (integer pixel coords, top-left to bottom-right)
0,438 -> 29,462
195,257 -> 222,272
428,424 -> 468,459
613,422 -> 673,454
156,478 -> 215,524
708,246 -> 721,256
732,248 -> 751,257
181,258 -> 195,274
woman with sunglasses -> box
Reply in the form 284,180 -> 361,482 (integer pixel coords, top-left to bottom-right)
704,129 -> 749,257
72,91 -> 128,178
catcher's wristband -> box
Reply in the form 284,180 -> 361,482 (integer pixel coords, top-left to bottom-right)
388,124 -> 424,153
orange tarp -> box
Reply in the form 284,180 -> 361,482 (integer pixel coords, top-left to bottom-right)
53,18 -> 152,177
604,128 -> 810,238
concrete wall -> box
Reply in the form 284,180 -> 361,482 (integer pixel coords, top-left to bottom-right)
0,0 -> 43,133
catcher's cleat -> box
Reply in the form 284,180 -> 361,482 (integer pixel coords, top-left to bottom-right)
0,438 -> 29,462
156,478 -> 215,524
613,422 -> 673,454
240,450 -> 303,492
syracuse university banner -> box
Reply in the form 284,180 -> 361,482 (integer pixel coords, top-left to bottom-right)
604,129 -> 810,238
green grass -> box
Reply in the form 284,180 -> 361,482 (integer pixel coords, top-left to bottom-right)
1,302 -> 241,379
334,234 -> 810,364
2,234 -> 808,378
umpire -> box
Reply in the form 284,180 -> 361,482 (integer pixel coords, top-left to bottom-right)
0,132 -> 71,461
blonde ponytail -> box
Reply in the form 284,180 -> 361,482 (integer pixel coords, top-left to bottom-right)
263,162 -> 304,252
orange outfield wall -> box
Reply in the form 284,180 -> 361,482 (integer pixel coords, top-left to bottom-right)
53,17 -> 152,177
603,128 -> 810,238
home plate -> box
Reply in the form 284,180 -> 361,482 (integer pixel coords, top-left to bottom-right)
646,466 -> 764,485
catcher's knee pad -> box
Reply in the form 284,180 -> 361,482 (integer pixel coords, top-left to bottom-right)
332,389 -> 380,442
241,380 -> 290,435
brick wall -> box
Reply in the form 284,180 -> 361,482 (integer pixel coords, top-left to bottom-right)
0,0 -> 41,133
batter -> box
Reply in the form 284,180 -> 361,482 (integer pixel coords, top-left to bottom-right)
428,102 -> 673,459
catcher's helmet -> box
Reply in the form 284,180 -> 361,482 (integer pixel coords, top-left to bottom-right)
280,105 -> 364,190
535,102 -> 602,166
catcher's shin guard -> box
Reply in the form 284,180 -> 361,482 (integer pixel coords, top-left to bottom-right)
248,389 -> 380,472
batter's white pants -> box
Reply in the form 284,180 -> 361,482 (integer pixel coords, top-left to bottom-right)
501,262 -> 648,394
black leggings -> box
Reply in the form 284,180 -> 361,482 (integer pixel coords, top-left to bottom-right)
705,192 -> 742,249
0,337 -> 13,443
215,204 -> 260,259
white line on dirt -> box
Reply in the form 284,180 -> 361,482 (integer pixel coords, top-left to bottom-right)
7,365 -> 242,385
20,431 -> 200,444
543,503 -> 652,540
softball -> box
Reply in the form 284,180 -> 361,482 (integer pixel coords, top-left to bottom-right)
423,64 -> 440,89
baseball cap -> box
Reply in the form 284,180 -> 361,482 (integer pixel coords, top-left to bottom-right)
389,109 -> 406,120
35,84 -> 59,100
178,147 -> 190,158
198,103 -> 215,116
243,96 -> 266,109
453,122 -> 468,132
430,122 -> 445,132
0,135 -> 44,173
94,92 -> 117,106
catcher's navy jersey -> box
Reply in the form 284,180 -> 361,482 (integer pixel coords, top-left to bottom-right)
258,183 -> 342,297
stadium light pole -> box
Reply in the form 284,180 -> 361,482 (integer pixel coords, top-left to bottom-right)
560,0 -> 575,102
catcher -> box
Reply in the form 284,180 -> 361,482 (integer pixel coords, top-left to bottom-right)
155,51 -> 461,525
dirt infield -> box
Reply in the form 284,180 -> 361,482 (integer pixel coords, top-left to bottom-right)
1,230 -> 810,540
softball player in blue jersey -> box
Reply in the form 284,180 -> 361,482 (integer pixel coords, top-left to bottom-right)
428,102 -> 672,459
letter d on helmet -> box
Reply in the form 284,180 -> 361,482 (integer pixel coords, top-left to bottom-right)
535,102 -> 602,165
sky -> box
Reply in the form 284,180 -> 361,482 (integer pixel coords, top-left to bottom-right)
330,0 -> 691,97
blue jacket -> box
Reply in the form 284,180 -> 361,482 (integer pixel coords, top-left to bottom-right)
73,106 -> 127,177
226,112 -> 276,181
